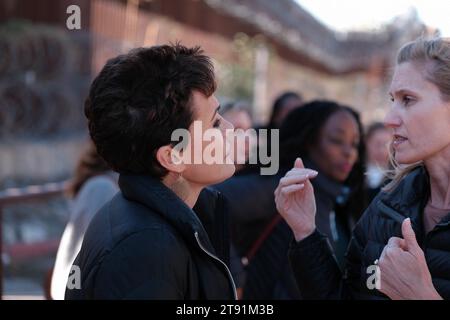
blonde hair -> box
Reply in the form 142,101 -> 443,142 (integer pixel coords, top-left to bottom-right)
383,37 -> 450,192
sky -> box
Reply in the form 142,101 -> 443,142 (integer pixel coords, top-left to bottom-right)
295,0 -> 450,36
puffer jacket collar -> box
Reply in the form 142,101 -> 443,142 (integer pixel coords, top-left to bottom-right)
118,174 -> 217,256
376,165 -> 450,240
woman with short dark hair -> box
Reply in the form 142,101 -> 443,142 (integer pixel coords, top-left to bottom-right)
66,44 -> 236,300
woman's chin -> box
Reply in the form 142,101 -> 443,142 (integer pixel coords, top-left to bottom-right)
223,163 -> 236,179
394,153 -> 421,166
207,163 -> 236,186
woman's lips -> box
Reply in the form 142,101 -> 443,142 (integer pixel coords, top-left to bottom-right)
339,163 -> 353,173
393,134 -> 408,148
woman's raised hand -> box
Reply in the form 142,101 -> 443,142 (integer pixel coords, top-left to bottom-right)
274,158 -> 318,241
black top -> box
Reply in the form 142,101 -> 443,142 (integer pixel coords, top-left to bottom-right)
289,165 -> 450,299
232,159 -> 354,299
65,174 -> 236,300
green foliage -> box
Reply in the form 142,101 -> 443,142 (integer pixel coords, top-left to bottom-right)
215,32 -> 269,101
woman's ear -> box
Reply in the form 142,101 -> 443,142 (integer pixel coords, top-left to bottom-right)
156,145 -> 186,174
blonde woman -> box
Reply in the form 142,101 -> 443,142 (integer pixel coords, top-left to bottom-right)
275,37 -> 450,300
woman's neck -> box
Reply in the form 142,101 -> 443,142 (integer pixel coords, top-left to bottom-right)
162,172 -> 202,209
424,145 -> 450,209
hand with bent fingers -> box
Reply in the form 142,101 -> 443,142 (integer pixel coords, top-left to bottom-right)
274,158 -> 319,241
378,218 -> 442,300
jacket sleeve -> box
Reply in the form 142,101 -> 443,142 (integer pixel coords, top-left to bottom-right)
92,228 -> 189,299
288,198 -> 378,300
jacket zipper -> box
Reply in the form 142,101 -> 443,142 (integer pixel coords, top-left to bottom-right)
379,200 -> 450,250
329,210 -> 339,242
194,231 -> 237,300
377,200 -> 406,224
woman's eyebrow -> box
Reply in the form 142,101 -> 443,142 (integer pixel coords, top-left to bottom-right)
329,128 -> 359,140
331,128 -> 346,135
210,105 -> 220,121
390,88 -> 416,96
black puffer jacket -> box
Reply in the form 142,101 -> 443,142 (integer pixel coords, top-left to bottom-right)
243,162 -> 354,300
289,166 -> 450,299
65,174 -> 236,300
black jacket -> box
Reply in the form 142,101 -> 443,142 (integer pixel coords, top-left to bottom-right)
243,163 -> 354,300
214,172 -> 283,257
65,174 -> 236,300
289,166 -> 450,299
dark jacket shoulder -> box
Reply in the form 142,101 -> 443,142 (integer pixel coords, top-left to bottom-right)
66,175 -> 236,300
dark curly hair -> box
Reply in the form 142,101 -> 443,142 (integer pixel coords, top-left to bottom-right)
84,44 -> 216,178
279,100 -> 367,221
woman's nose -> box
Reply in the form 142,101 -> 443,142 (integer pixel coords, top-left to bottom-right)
383,109 -> 401,128
343,144 -> 356,159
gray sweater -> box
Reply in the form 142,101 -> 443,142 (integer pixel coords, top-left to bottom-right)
51,174 -> 118,299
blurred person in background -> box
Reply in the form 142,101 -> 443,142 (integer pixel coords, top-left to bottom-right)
50,141 -> 118,300
254,91 -> 304,176
220,101 -> 253,131
267,91 -> 303,129
365,122 -> 392,201
276,37 -> 450,300
65,44 -> 237,300
219,101 -> 255,173
242,100 -> 366,299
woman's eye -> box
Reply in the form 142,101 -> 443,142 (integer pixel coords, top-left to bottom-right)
330,138 -> 344,145
403,95 -> 414,106
213,119 -> 221,128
